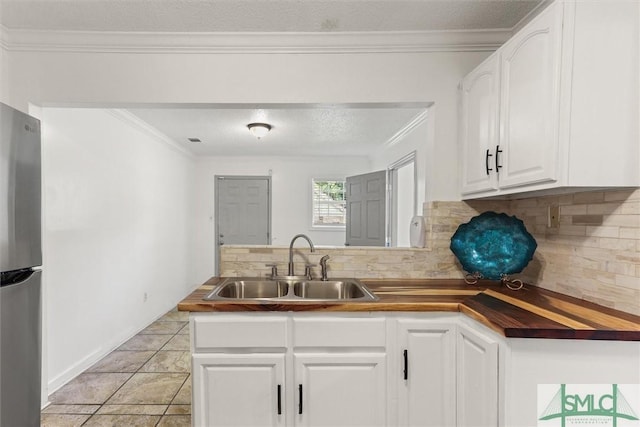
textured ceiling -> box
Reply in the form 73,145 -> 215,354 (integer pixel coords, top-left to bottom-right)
1,1 -> 541,158
0,0 -> 541,32
126,105 -> 428,157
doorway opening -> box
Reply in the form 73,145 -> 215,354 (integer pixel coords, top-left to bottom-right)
388,152 -> 417,247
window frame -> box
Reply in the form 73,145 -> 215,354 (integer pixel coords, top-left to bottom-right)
310,178 -> 347,230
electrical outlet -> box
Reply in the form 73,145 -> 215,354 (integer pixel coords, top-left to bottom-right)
548,205 -> 560,228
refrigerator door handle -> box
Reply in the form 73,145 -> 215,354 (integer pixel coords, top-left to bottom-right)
0,268 -> 39,288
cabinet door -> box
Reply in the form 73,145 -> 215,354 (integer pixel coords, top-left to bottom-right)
460,53 -> 500,196
457,324 -> 499,427
499,2 -> 563,189
397,320 -> 455,427
192,353 -> 285,427
294,353 -> 386,426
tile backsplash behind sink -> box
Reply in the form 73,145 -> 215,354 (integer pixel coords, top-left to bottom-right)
220,189 -> 640,316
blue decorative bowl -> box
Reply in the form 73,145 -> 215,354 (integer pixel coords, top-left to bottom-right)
450,211 -> 537,281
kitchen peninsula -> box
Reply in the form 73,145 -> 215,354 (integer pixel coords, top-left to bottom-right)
178,278 -> 640,427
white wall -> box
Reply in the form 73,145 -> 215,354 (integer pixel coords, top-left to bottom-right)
4,50 -> 489,202
42,108 -> 195,394
194,155 -> 370,283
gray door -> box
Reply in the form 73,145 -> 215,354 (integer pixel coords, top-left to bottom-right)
215,176 -> 271,271
345,170 -> 387,247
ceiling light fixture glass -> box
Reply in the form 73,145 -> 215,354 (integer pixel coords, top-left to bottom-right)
247,122 -> 272,139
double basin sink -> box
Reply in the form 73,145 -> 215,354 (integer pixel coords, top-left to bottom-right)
204,277 -> 378,302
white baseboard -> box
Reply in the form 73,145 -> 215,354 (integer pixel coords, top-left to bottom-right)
45,295 -> 189,399
47,346 -> 106,395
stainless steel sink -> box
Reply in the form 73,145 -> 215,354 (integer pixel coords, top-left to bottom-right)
204,277 -> 378,302
293,280 -> 376,300
213,280 -> 289,299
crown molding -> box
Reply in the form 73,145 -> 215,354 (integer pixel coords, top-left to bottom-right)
0,28 -> 512,54
511,0 -> 554,34
384,110 -> 429,148
106,109 -> 194,158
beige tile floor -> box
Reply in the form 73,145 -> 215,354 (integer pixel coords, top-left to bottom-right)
41,309 -> 191,427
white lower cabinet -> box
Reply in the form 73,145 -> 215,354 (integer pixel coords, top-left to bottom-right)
294,353 -> 387,426
292,316 -> 387,426
191,313 -> 501,427
192,354 -> 286,427
456,323 -> 499,427
396,319 -> 456,426
190,314 -> 288,427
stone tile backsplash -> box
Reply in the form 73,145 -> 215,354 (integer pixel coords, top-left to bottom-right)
220,189 -> 640,315
502,189 -> 640,316
219,246 -> 454,280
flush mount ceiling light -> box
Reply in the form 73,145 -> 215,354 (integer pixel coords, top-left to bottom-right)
247,122 -> 272,139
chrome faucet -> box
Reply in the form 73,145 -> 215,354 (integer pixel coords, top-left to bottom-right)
288,234 -> 315,276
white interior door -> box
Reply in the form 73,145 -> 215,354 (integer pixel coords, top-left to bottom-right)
215,176 -> 271,273
345,170 -> 387,247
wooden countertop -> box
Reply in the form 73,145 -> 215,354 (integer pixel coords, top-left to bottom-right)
177,277 -> 640,341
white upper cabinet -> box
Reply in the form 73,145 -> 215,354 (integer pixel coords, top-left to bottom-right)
498,2 -> 563,190
460,53 -> 500,196
460,0 -> 639,199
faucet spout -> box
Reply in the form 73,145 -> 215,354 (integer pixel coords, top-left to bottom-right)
288,234 -> 316,276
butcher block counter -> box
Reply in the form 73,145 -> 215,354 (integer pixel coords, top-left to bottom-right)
178,277 -> 640,341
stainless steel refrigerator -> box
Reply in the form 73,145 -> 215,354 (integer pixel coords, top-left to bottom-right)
0,102 -> 42,426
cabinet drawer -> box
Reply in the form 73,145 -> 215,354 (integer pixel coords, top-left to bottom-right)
192,315 -> 287,350
293,317 -> 386,348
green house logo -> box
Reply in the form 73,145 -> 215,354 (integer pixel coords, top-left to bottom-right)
538,384 -> 639,426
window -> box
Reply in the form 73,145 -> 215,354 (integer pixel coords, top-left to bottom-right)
312,179 -> 346,227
